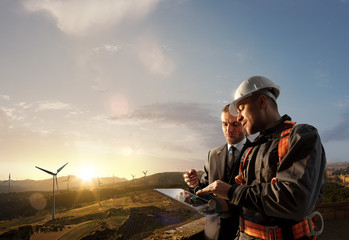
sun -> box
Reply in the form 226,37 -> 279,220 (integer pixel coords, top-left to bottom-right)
78,166 -> 95,182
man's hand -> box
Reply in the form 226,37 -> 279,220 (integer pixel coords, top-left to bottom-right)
183,169 -> 199,188
196,180 -> 231,200
214,197 -> 230,212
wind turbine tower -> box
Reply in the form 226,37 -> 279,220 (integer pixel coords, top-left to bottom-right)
4,174 -> 12,193
35,162 -> 68,220
97,177 -> 102,204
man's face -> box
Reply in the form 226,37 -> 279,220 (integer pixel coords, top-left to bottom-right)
236,95 -> 262,134
221,111 -> 245,145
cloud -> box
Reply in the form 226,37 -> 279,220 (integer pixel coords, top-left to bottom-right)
0,108 -> 11,129
16,102 -> 33,110
35,100 -> 72,112
0,106 -> 24,122
2,99 -> 80,126
108,102 -> 215,125
23,0 -> 175,83
1,95 -> 10,101
105,102 -> 223,147
93,44 -> 123,54
23,0 -> 160,36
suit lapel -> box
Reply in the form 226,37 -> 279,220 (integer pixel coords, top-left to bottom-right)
215,144 -> 227,181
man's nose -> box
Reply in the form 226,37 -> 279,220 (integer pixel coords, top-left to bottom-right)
227,124 -> 235,132
237,113 -> 243,122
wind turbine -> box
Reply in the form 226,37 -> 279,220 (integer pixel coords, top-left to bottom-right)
3,174 -> 12,193
63,175 -> 70,191
131,174 -> 135,184
97,177 -> 102,204
35,162 -> 68,220
142,170 -> 147,177
142,170 -> 147,184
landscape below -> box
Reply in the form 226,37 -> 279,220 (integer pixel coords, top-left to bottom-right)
0,162 -> 349,240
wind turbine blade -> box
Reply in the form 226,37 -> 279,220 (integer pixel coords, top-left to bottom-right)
35,166 -> 55,175
56,162 -> 68,174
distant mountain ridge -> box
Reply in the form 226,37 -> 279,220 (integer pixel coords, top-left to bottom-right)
0,175 -> 127,193
0,171 -> 198,193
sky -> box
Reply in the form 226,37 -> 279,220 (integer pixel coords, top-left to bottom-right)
1,0 -> 349,181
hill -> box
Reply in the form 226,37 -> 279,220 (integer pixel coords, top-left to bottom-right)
103,171 -> 202,189
326,161 -> 349,170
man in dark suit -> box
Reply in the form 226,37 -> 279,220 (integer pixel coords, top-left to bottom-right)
184,104 -> 249,240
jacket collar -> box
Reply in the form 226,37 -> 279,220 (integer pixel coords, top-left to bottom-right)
253,115 -> 292,145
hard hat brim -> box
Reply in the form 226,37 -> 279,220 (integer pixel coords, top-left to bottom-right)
229,94 -> 250,116
229,89 -> 278,116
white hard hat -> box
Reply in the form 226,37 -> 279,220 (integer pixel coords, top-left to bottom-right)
229,76 -> 280,115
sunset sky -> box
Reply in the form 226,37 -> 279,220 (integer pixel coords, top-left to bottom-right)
1,0 -> 349,181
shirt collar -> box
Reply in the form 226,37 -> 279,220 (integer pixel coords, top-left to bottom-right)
228,137 -> 247,152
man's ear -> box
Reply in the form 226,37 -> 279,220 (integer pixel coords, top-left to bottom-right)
258,94 -> 268,109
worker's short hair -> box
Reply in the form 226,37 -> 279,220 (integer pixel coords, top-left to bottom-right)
222,104 -> 230,113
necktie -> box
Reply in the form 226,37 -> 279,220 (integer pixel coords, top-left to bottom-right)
228,146 -> 235,168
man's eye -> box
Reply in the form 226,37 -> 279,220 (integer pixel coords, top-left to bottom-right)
238,105 -> 244,112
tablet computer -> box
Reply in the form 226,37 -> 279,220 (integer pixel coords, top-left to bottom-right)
155,188 -> 215,213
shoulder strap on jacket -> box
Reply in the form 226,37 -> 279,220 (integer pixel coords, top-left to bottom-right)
271,121 -> 296,185
278,120 -> 296,163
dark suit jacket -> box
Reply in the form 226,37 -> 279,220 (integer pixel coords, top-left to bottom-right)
198,139 -> 250,240
200,140 -> 249,187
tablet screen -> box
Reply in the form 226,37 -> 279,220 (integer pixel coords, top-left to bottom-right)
155,188 -> 211,212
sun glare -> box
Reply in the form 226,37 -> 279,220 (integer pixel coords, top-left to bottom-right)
78,166 -> 95,182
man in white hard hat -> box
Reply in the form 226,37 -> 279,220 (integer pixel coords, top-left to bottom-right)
183,104 -> 250,240
197,76 -> 326,240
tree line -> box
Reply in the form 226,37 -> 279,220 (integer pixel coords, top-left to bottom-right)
330,166 -> 349,176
